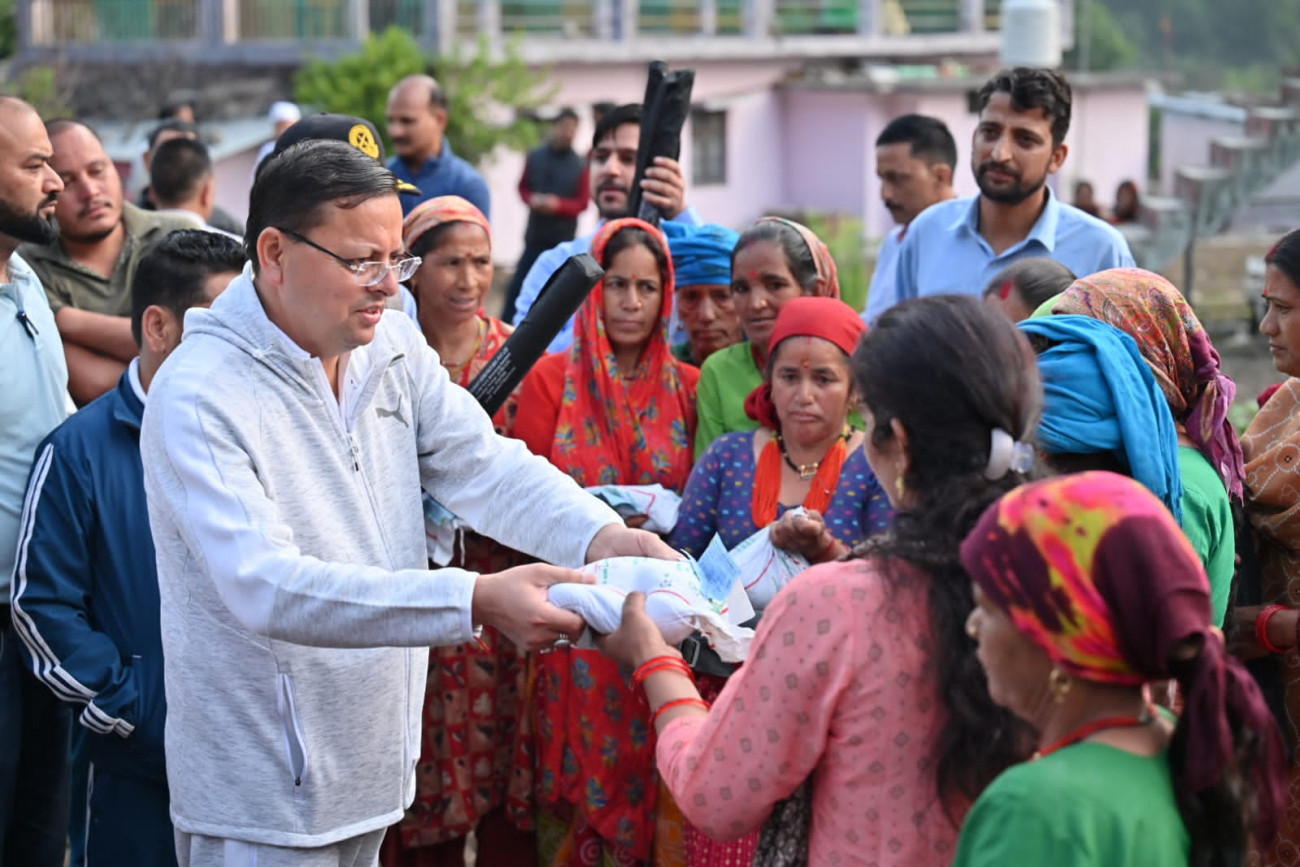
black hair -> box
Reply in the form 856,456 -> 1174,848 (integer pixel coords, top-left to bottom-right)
592,103 -> 641,152
44,118 -> 101,142
977,67 -> 1073,147
150,138 -> 212,208
852,294 -> 1042,820
158,98 -> 196,120
1113,180 -> 1141,222
245,139 -> 400,275
555,107 -> 579,123
600,225 -> 670,290
875,114 -> 958,170
147,119 -> 199,152
731,220 -> 821,295
982,257 -> 1076,313
130,229 -> 246,346
1266,228 -> 1300,288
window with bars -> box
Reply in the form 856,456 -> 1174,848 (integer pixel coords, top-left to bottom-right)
691,108 -> 727,187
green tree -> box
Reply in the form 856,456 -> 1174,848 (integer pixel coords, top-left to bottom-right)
1066,0 -> 1137,71
295,27 -> 556,166
0,0 -> 16,59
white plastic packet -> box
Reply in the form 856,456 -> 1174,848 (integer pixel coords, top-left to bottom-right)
422,494 -> 468,566
548,556 -> 755,662
729,514 -> 812,613
583,484 -> 682,534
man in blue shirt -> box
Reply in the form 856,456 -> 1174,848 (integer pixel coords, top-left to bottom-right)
510,103 -> 702,353
12,230 -> 243,867
863,114 -> 957,323
893,68 -> 1133,307
0,94 -> 72,867
386,75 -> 491,217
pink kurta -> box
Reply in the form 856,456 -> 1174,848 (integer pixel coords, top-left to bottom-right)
656,559 -> 962,867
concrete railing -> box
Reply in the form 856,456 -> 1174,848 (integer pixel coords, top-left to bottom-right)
20,0 -> 1066,63
1131,91 -> 1300,277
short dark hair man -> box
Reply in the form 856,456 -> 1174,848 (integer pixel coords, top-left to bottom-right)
149,137 -> 234,238
140,140 -> 674,864
385,74 -> 491,217
863,114 -> 957,322
510,103 -> 701,352
19,119 -> 196,405
893,67 -> 1134,308
0,93 -> 72,867
501,107 -> 588,323
136,120 -> 245,238
11,230 -> 243,867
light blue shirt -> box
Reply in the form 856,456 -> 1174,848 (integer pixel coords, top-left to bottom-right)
863,224 -> 905,324
511,206 -> 704,354
2,254 -> 69,598
894,188 -> 1134,306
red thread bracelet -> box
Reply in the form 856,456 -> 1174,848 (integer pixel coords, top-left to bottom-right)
652,697 -> 709,726
1256,604 -> 1288,655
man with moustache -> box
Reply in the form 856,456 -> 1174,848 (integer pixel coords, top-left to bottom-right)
0,95 -> 73,867
386,74 -> 491,217
20,119 -> 193,405
862,114 -> 956,322
894,68 -> 1133,304
511,103 -> 701,353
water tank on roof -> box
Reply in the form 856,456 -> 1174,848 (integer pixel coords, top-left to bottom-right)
1000,0 -> 1061,68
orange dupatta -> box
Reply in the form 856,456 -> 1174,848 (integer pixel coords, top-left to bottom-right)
550,217 -> 697,492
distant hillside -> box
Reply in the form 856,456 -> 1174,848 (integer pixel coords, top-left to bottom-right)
1079,0 -> 1300,91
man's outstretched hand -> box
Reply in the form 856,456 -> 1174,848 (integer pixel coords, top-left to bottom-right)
585,523 -> 683,564
471,564 -> 595,651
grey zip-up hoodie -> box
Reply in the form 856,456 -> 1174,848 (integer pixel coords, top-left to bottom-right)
140,267 -> 618,847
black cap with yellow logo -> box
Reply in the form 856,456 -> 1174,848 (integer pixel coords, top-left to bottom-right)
269,113 -> 421,194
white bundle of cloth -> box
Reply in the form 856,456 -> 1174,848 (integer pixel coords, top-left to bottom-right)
583,484 -> 682,534
548,555 -> 755,662
729,519 -> 812,613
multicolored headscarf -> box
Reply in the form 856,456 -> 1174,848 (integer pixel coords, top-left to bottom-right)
1053,269 -> 1245,501
755,216 -> 842,299
551,217 -> 696,490
1019,315 -> 1183,522
401,195 -> 491,254
961,472 -> 1285,837
661,221 -> 738,288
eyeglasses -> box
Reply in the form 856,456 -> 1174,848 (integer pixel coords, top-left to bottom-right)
277,229 -> 421,287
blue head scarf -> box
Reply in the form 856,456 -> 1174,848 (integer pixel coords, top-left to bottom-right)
1019,315 -> 1184,523
662,222 -> 739,288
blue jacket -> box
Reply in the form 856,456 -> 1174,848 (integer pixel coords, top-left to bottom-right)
10,367 -> 167,783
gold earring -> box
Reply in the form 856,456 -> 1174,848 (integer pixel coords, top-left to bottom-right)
1047,667 -> 1073,704
965,619 -> 978,640
894,473 -> 906,499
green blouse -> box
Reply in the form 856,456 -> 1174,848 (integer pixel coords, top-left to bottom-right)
952,742 -> 1188,867
1178,445 -> 1234,627
694,341 -> 763,459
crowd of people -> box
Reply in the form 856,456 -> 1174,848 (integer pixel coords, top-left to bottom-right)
2,60 -> 1300,867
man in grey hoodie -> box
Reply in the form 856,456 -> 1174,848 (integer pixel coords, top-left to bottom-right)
140,139 -> 667,866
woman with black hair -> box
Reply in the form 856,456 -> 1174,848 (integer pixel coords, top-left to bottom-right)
600,295 -> 1040,864
959,472 -> 1286,867
1239,227 -> 1300,865
693,217 -> 842,457
982,256 -> 1076,322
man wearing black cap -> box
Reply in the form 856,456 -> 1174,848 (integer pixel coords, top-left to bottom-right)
258,113 -> 421,200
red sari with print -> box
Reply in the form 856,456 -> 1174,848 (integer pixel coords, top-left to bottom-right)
514,219 -> 698,866
384,314 -> 536,867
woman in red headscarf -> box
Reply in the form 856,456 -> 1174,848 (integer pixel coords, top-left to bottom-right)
380,196 -> 534,867
667,296 -> 892,865
513,218 -> 699,866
